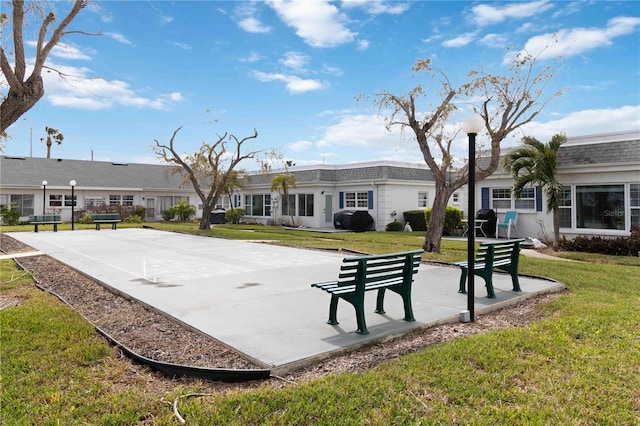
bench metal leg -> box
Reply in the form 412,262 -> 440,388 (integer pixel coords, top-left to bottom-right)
327,295 -> 340,325
458,268 -> 468,294
34,224 -> 39,232
53,224 -> 57,232
112,223 -> 117,230
375,288 -> 386,314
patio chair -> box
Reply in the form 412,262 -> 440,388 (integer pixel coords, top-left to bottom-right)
497,210 -> 518,239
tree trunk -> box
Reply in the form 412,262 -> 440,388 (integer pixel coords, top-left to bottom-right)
1,77 -> 44,133
423,189 -> 451,253
552,207 -> 560,250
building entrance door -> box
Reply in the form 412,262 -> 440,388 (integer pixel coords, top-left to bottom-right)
324,194 -> 333,224
145,198 -> 155,221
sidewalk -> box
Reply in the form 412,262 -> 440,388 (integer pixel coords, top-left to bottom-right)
7,229 -> 565,375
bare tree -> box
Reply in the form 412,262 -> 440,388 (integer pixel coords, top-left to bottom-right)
152,127 -> 261,230
1,0 -> 91,133
369,48 -> 562,252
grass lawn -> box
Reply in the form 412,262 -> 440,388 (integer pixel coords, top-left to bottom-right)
1,223 -> 639,424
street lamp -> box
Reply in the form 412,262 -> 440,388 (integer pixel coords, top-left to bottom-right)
69,180 -> 77,230
460,115 -> 484,322
42,180 -> 48,215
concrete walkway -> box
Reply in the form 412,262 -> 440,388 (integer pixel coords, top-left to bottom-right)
7,229 -> 565,374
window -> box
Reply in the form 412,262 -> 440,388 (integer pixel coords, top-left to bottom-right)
558,186 -> 572,228
245,194 -> 271,216
158,196 -> 188,213
84,197 -> 105,208
110,194 -> 135,206
452,192 -> 460,204
491,187 -> 535,210
631,184 -> 640,227
298,194 -> 314,217
576,185 -> 624,230
418,192 -> 429,208
492,188 -> 511,210
49,194 -> 63,207
64,194 -> 76,207
282,194 -> 295,216
345,192 -> 368,208
9,194 -> 34,216
514,187 -> 535,210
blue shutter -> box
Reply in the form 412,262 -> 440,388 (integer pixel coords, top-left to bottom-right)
536,186 -> 543,211
368,191 -> 374,209
339,192 -> 344,209
481,187 -> 490,209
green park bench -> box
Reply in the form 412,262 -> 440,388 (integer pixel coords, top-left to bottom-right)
452,239 -> 525,299
29,215 -> 63,232
311,249 -> 423,335
91,213 -> 122,230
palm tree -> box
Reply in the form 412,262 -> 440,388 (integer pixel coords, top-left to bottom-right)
270,173 -> 296,226
502,133 -> 566,249
43,126 -> 64,158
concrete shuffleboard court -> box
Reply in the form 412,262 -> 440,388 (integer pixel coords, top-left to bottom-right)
8,228 -> 565,374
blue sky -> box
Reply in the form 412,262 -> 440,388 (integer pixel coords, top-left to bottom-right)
3,0 -> 640,169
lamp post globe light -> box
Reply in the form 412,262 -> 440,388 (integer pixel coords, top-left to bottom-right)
69,180 -> 77,230
42,180 -> 48,215
460,115 -> 484,322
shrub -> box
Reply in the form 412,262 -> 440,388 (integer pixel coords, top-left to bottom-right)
560,226 -> 640,256
403,210 -> 427,231
78,214 -> 93,224
385,220 -> 403,232
0,203 -> 20,225
124,215 -> 143,223
225,208 -> 246,224
174,200 -> 196,221
162,207 -> 176,222
424,206 -> 463,236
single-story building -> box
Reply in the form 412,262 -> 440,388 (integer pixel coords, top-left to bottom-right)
475,129 -> 639,240
1,129 -> 638,240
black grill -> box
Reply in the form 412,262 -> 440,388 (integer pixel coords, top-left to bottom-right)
475,209 -> 497,237
333,210 -> 374,232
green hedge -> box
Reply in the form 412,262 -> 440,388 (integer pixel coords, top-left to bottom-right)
403,210 -> 427,231
560,226 -> 640,256
424,206 -> 464,236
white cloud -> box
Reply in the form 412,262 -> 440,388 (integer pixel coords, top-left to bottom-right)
238,17 -> 272,33
266,0 -> 357,47
357,40 -> 370,50
322,64 -> 343,76
288,140 -> 313,151
315,114 -> 402,148
280,52 -> 310,71
240,52 -> 263,63
471,0 -> 554,26
41,61 -> 183,111
516,105 -> 640,142
252,71 -> 326,93
479,33 -> 508,48
32,42 -> 92,60
170,41 -> 192,50
105,32 -> 133,45
341,0 -> 411,15
442,33 -> 476,48
514,16 -> 640,61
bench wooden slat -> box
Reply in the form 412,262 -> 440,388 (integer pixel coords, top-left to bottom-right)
452,239 -> 524,298
311,249 -> 423,335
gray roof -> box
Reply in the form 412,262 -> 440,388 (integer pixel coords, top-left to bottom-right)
244,165 -> 436,186
558,139 -> 640,166
0,156 -> 190,190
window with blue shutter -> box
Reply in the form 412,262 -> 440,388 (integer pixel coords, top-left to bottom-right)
339,192 -> 344,209
536,186 -> 543,211
481,187 -> 490,209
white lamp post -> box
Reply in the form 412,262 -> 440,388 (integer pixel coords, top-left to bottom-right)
69,180 -> 77,230
460,115 -> 484,322
42,180 -> 48,215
